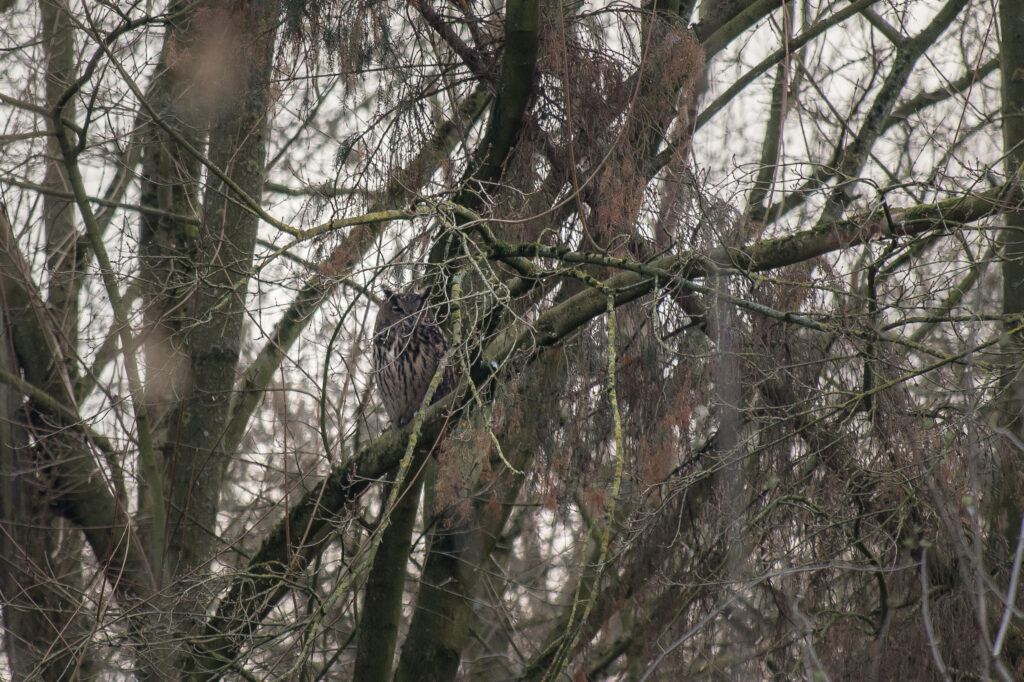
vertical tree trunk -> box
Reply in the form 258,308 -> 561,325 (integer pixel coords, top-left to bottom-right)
354,475 -> 424,680
996,0 -> 1024,533
136,0 -> 208,579
164,0 -> 279,579
0,3 -> 96,678
990,0 -> 1024,668
134,1 -> 280,677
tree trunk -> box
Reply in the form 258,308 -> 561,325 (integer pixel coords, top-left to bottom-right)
990,0 -> 1024,668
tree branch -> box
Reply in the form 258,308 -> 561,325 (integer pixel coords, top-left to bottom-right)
222,86 -> 490,456
198,182 -> 1013,674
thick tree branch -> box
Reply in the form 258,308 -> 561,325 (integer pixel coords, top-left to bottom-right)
474,0 -> 539,183
198,182 -> 1013,674
482,185 -> 1015,363
696,0 -> 784,58
410,0 -> 493,85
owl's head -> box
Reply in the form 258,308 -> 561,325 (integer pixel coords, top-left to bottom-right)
374,286 -> 432,332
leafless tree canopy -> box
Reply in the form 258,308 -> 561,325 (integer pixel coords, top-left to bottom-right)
0,0 -> 1022,679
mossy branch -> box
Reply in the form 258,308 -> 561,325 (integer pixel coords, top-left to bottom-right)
197,183 -> 1014,673
540,295 -> 626,681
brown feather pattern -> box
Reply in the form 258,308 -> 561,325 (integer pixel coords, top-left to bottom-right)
372,288 -> 453,426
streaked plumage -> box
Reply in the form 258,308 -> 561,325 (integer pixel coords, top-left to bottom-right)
373,287 -> 453,426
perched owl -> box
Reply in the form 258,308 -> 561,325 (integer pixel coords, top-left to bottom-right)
373,287 -> 453,426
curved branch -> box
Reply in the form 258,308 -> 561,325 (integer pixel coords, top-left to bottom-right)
198,182 -> 1012,675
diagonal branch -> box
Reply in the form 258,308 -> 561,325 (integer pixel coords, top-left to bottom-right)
222,86 -> 490,456
51,119 -> 167,576
818,0 -> 970,223
199,183 -> 1012,672
697,0 -> 878,130
410,0 -> 493,85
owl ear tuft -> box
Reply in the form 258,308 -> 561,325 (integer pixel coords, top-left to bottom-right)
381,288 -> 396,300
416,285 -> 432,302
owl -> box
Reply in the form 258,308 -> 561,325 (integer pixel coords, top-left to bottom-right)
373,287 -> 453,426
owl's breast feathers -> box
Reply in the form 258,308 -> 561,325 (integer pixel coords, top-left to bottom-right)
372,312 -> 452,426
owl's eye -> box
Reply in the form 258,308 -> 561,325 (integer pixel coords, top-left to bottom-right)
390,302 -> 403,313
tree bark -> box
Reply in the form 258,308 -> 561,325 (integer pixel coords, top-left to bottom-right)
0,3 -> 97,678
989,0 -> 1024,667
353,474 -> 424,681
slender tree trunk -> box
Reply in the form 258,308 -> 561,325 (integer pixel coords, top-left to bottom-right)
0,3 -> 97,678
990,0 -> 1024,667
395,355 -> 561,680
996,0 -> 1024,542
41,0 -> 78,356
354,474 -> 424,680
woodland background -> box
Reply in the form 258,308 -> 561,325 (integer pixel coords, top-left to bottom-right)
0,0 -> 1021,679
